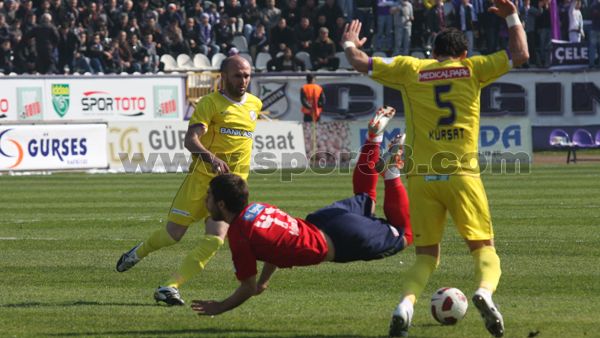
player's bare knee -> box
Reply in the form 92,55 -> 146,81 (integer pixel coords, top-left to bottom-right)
166,221 -> 188,242
205,217 -> 229,240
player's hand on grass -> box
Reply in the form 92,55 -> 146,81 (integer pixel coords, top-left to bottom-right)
489,0 -> 517,18
255,282 -> 268,295
191,299 -> 223,316
341,19 -> 368,49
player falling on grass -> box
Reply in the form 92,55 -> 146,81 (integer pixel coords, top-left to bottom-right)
341,0 -> 529,336
116,55 -> 263,305
191,107 -> 413,316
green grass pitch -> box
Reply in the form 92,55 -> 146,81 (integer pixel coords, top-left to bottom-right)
1,164 -> 599,337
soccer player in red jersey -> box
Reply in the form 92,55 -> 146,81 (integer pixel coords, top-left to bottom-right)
191,107 -> 413,316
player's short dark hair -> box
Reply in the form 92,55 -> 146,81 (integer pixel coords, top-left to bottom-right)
306,73 -> 315,83
433,28 -> 468,58
209,174 -> 249,214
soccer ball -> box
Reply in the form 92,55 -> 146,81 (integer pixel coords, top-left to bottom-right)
430,287 -> 468,325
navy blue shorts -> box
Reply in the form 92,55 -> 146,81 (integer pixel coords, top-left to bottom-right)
305,193 -> 406,263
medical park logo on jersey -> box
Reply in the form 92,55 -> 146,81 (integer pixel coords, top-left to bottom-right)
153,86 -> 178,118
258,82 -> 288,119
0,129 -> 24,169
51,84 -> 70,118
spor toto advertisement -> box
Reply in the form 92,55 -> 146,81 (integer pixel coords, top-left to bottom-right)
0,124 -> 108,171
0,76 -> 185,122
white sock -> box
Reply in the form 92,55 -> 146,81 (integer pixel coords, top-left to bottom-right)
368,135 -> 383,143
384,167 -> 401,180
394,298 -> 414,317
475,287 -> 493,301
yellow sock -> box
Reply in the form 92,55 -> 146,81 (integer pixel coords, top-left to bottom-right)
136,227 -> 178,259
402,254 -> 438,303
165,235 -> 224,288
472,246 -> 501,292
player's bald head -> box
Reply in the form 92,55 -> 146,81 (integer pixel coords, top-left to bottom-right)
220,55 -> 251,74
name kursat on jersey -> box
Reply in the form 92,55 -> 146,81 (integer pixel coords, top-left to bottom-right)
429,127 -> 465,141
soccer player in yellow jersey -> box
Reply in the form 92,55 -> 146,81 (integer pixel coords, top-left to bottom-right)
116,55 -> 263,305
342,0 -> 528,336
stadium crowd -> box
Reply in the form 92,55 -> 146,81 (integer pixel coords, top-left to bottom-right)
0,0 -> 598,74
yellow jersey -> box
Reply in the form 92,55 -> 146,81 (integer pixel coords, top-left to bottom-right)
188,91 -> 262,177
371,51 -> 510,176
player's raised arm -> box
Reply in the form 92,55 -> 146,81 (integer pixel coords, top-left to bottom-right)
191,275 -> 257,316
341,20 -> 370,74
489,0 -> 529,67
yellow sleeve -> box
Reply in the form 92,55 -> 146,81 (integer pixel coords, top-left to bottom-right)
469,51 -> 511,87
189,96 -> 216,127
370,56 -> 416,86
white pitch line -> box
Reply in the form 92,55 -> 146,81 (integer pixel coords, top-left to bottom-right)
0,237 -> 138,241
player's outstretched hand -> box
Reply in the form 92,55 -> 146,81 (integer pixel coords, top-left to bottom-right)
341,19 -> 368,49
488,0 -> 517,18
191,299 -> 223,316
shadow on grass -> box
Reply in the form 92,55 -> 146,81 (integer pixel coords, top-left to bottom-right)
48,331 -> 387,338
0,300 -> 156,308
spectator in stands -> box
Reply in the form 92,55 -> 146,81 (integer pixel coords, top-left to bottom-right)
338,0 -> 355,20
331,17 -> 348,52
569,0 -> 584,42
74,31 -> 94,73
224,12 -> 244,37
242,0 -> 262,42
26,12 -> 59,74
266,46 -> 305,71
14,36 -> 37,74
135,0 -> 155,26
392,0 -> 413,56
520,0 -> 538,67
299,0 -> 318,24
248,22 -> 268,59
0,14 -> 9,41
183,17 -> 200,45
270,17 -> 296,57
131,33 -> 151,73
198,13 -> 220,59
590,0 -> 600,68
206,2 -> 220,27
480,0 -> 501,54
142,32 -> 159,72
375,0 -> 395,52
537,0 -> 552,67
58,23 -> 80,73
261,0 -> 281,30
311,27 -> 339,71
163,17 -> 190,57
21,11 -> 36,38
143,16 -> 167,56
318,0 -> 344,33
0,38 -> 14,74
160,2 -> 184,28
225,0 -> 245,34
294,16 -> 315,53
215,14 -> 235,55
87,33 -> 108,73
282,0 -> 300,28
426,0 -> 447,46
457,0 -> 474,56
116,30 -> 137,73
16,0 -> 34,24
126,17 -> 142,39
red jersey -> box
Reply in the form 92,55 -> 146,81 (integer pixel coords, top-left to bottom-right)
228,202 -> 329,281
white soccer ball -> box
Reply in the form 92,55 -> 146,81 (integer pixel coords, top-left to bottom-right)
430,287 -> 468,325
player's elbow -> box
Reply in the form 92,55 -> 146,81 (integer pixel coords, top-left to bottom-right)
512,50 -> 530,68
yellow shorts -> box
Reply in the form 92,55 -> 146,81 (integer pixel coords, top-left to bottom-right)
167,173 -> 211,226
407,175 -> 494,246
